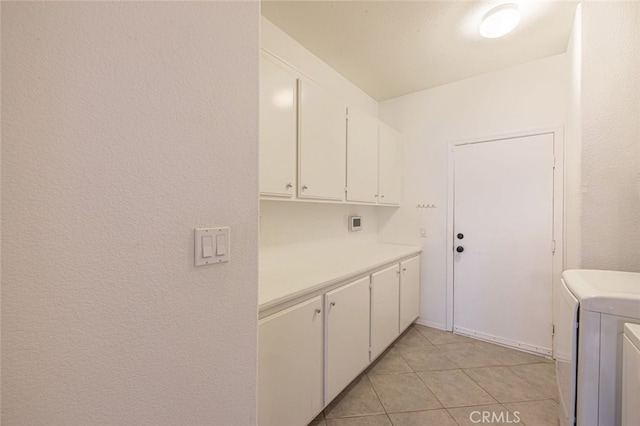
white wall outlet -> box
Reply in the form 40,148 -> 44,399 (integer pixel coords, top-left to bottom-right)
420,228 -> 427,238
194,227 -> 230,267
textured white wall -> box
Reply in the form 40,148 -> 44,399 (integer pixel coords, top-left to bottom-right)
581,1 -> 640,272
1,2 -> 259,424
379,55 -> 567,328
564,4 -> 582,270
260,201 -> 378,249
261,17 -> 378,117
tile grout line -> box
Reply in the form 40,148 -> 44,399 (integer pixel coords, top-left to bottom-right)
391,331 -> 463,424
456,368 -> 500,405
363,373 -> 397,426
364,372 -> 390,419
506,363 -> 559,400
321,325 -> 557,425
461,366 -> 552,405
395,326 -> 497,414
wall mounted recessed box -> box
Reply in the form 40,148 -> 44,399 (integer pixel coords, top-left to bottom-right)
349,216 -> 362,232
194,227 -> 230,266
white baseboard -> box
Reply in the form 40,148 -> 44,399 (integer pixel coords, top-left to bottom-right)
454,326 -> 552,356
414,317 -> 447,331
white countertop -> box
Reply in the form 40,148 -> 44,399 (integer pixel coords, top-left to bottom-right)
260,242 -> 421,313
562,269 -> 640,318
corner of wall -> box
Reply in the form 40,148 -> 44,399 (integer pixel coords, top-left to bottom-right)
564,2 -> 583,270
260,16 -> 378,117
580,1 -> 640,271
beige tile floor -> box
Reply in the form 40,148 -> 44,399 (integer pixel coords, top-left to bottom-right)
309,325 -> 558,426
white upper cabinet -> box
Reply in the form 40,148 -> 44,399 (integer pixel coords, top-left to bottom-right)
298,78 -> 347,201
378,122 -> 402,206
346,107 -> 379,203
258,50 -> 402,206
259,54 -> 297,197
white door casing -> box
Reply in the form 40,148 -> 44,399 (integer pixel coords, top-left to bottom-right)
452,132 -> 555,354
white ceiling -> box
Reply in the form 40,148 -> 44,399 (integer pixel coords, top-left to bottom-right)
262,0 -> 579,101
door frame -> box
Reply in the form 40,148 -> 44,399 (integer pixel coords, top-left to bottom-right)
445,127 -> 564,356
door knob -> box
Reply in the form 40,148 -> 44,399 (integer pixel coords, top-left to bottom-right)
457,233 -> 464,240
456,246 -> 464,253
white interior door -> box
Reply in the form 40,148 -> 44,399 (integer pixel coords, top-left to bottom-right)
453,133 -> 554,354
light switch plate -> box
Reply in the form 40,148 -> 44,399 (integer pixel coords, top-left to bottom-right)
194,227 -> 230,267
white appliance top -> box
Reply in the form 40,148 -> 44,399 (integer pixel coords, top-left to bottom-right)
624,323 -> 640,349
563,270 -> 640,318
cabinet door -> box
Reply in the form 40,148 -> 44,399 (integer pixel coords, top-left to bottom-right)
325,277 -> 370,402
378,122 -> 402,205
258,296 -> 323,426
400,256 -> 421,332
346,107 -> 379,203
259,54 -> 297,197
298,79 -> 346,201
371,264 -> 400,360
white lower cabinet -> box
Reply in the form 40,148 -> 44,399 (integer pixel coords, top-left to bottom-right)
400,256 -> 421,332
371,264 -> 401,360
258,296 -> 323,426
325,276 -> 371,402
258,255 -> 420,425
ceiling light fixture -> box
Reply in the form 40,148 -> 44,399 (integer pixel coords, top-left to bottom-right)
479,3 -> 521,38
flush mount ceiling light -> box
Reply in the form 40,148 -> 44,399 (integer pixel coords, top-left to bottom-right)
479,3 -> 521,38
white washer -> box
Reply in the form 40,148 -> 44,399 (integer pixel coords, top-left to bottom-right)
556,270 -> 640,426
